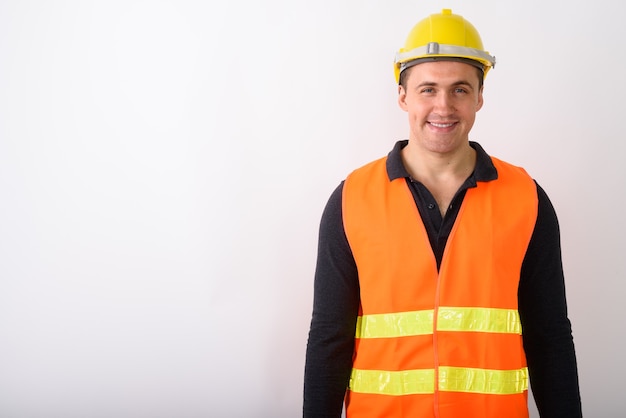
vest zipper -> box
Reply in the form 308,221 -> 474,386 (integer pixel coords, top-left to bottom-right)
433,271 -> 441,418
433,204 -> 463,418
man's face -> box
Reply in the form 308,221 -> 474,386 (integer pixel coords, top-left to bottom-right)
398,61 -> 484,155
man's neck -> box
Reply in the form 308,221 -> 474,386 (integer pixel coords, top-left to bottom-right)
401,140 -> 477,217
401,141 -> 476,184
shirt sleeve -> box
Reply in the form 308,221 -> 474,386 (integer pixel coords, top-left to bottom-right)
518,182 -> 583,417
303,182 -> 360,418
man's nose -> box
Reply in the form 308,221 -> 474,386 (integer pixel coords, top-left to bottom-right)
434,92 -> 455,115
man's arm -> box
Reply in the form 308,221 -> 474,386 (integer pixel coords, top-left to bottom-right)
519,182 -> 582,417
303,182 -> 360,418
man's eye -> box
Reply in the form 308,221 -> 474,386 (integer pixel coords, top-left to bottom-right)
455,88 -> 468,94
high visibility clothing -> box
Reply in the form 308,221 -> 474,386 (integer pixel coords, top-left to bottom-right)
394,9 -> 496,83
341,155 -> 538,418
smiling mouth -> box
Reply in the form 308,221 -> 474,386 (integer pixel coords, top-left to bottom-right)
429,122 -> 456,128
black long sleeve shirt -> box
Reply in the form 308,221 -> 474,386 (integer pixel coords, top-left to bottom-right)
304,140 -> 582,417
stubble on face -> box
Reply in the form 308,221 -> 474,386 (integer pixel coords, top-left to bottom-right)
398,61 -> 484,158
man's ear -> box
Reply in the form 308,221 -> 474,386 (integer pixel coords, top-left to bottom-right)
398,85 -> 408,112
476,86 -> 484,112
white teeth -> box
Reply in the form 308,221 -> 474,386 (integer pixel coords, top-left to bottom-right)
430,122 -> 454,128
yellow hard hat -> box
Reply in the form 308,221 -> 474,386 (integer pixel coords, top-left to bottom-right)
394,9 -> 496,84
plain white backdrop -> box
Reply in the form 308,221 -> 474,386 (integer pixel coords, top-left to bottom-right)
0,0 -> 624,417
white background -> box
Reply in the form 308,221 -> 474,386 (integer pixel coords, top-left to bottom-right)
0,0 -> 624,417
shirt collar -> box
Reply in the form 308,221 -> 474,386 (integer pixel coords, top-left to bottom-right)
386,140 -> 498,184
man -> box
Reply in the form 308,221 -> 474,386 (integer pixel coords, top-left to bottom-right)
303,9 -> 582,418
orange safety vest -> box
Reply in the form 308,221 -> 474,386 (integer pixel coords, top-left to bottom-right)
342,155 -> 538,418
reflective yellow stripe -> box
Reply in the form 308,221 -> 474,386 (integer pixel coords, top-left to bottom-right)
437,307 -> 522,334
355,310 -> 434,338
349,367 -> 528,396
356,307 -> 521,338
439,366 -> 529,394
349,368 -> 435,395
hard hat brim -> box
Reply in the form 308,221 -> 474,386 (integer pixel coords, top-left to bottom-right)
394,42 -> 496,84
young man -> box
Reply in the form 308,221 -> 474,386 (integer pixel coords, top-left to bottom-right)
303,9 -> 582,418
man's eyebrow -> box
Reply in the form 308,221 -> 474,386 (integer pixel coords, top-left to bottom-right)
416,80 -> 475,89
452,80 -> 474,88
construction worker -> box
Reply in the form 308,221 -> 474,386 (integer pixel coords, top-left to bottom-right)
304,9 -> 582,418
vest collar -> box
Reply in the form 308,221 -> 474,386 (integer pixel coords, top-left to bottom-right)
386,140 -> 498,183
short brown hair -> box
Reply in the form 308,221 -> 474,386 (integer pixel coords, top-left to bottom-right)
399,62 -> 484,91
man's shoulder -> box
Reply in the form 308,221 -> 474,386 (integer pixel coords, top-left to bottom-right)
349,155 -> 388,176
347,140 -> 407,180
343,155 -> 392,199
489,155 -> 533,181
